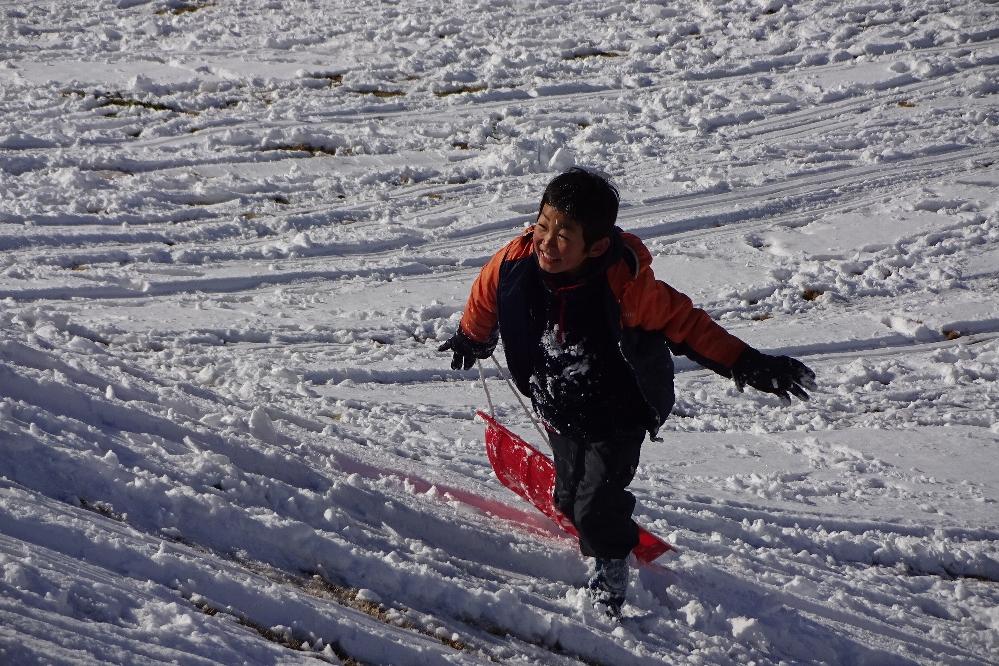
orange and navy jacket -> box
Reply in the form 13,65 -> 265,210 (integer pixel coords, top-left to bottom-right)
460,226 -> 748,436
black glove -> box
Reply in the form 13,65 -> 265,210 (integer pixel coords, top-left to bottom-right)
438,328 -> 497,371
731,348 -> 816,403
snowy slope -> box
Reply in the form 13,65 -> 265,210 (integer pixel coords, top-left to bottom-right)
1,0 -> 997,664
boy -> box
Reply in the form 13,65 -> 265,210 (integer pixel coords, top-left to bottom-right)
440,168 -> 815,616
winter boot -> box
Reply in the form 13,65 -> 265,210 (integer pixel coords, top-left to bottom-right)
587,558 -> 628,617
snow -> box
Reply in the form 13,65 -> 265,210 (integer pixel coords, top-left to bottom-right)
1,0 -> 997,663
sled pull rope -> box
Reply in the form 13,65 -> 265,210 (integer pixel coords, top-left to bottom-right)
476,355 -> 550,447
476,358 -> 496,417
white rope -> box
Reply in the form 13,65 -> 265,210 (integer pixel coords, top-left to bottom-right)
475,358 -> 495,417
488,354 -> 550,447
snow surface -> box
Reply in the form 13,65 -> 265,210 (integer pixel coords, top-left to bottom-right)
1,0 -> 998,664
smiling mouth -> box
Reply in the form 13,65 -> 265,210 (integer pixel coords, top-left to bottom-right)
537,248 -> 560,263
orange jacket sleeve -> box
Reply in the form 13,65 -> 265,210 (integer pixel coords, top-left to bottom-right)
613,249 -> 747,369
459,232 -> 531,343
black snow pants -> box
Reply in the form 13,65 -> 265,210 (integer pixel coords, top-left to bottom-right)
549,426 -> 645,560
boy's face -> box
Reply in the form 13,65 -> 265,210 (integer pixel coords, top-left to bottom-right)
533,205 -> 609,275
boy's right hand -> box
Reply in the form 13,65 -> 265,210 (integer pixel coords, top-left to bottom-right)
438,328 -> 497,370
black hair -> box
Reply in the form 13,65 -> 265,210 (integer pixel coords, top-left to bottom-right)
537,167 -> 619,247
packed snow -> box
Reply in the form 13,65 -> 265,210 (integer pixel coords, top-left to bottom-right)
1,0 -> 998,664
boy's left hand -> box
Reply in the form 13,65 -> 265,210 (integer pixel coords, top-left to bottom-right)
731,348 -> 817,404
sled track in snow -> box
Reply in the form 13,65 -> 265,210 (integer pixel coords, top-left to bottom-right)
0,350 -> 645,663
721,66 -> 999,144
283,36 -> 999,126
0,482 -> 479,665
622,147 -> 995,237
6,141 -> 990,304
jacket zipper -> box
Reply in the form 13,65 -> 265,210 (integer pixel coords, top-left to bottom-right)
551,283 -> 582,345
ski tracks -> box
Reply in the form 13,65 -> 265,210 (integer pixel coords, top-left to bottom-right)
3,1 -> 999,664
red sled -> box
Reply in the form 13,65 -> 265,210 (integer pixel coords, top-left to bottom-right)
477,410 -> 673,563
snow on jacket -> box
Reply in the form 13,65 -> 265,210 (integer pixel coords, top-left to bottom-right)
459,226 -> 748,437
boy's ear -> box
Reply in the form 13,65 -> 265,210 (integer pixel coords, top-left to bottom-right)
586,237 -> 611,258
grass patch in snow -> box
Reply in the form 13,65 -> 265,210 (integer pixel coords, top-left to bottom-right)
434,84 -> 488,97
306,72 -> 344,86
61,89 -> 195,115
156,2 -> 213,15
78,498 -> 126,522
199,550 -> 474,658
153,537 -> 459,662
563,49 -> 621,60
260,143 -> 344,157
62,89 -> 204,115
99,95 -> 187,114
352,88 -> 406,98
190,597 -> 351,664
302,571 -> 471,655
